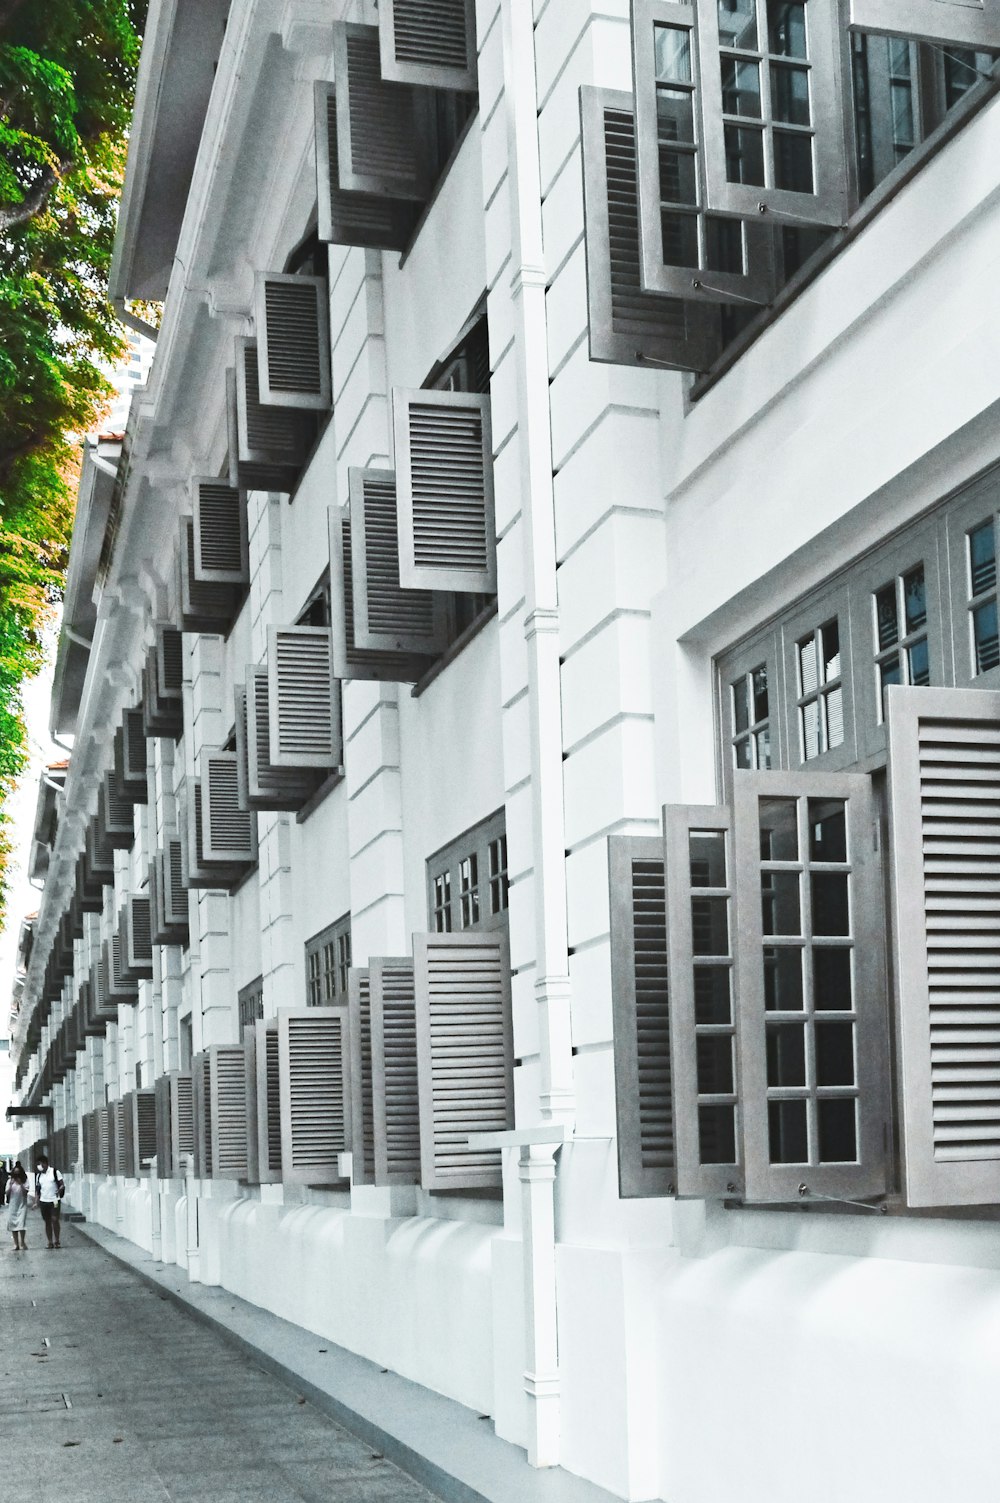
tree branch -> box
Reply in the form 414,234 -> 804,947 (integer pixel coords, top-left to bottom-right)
0,160 -> 75,234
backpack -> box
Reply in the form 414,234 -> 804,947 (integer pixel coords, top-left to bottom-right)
35,1168 -> 65,1201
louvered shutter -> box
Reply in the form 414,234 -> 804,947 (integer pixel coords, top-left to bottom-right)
132,1088 -> 157,1171
245,666 -> 321,809
278,1007 -> 351,1185
243,1030 -> 260,1183
114,709 -> 149,803
116,1096 -> 132,1177
108,928 -> 139,1004
394,390 -> 496,594
143,625 -> 184,739
193,1052 -> 213,1178
313,81 -> 417,251
266,626 -> 342,770
733,769 -> 889,1204
849,0 -> 1000,47
252,1020 -> 282,1184
101,772 -> 134,849
126,895 -> 154,978
183,782 -> 247,891
171,1070 -> 194,1175
350,467 -> 450,652
580,87 -> 717,371
155,1073 -> 172,1177
378,0 -> 477,90
192,478 -> 248,585
332,22 -> 428,201
157,621 -> 183,700
371,955 -> 421,1186
695,0 -> 847,228
234,683 -> 251,811
609,835 -> 674,1198
348,969 -> 375,1185
413,930 -> 514,1190
254,273 -> 331,412
233,338 -> 313,474
663,806 -> 743,1198
164,838 -> 189,930
85,814 -> 115,888
886,687 -> 1000,1206
178,515 -> 239,633
98,1105 -> 111,1175
75,850 -> 104,913
201,751 -> 256,864
209,1045 -> 249,1180
328,506 -> 437,683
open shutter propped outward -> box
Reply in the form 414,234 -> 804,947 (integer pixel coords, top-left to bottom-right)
254,273 -> 331,412
192,479 -> 248,586
201,751 -> 257,865
371,956 -> 421,1186
183,782 -> 249,891
114,709 -> 149,803
246,1021 -> 282,1184
245,666 -> 322,809
278,1007 -> 351,1185
609,835 -> 674,1198
267,626 -> 342,771
328,507 -> 437,682
378,0 -> 478,91
849,0 -> 1000,47
394,389 -> 496,594
210,1045 -> 249,1180
332,23 -> 429,201
233,339 -> 313,477
101,772 -> 134,850
178,515 -> 239,634
126,895 -> 154,978
414,930 -> 514,1191
314,82 -> 417,251
733,769 -> 888,1204
349,468 -> 450,654
348,969 -> 376,1185
143,624 -> 184,739
132,1088 -> 157,1172
887,686 -> 1000,1207
171,1071 -> 194,1177
155,1073 -> 172,1177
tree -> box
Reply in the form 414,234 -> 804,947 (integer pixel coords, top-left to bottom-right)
0,1 -> 146,928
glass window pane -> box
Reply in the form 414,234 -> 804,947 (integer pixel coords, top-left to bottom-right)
974,600 -> 1000,675
718,0 -> 757,49
699,1104 -> 737,1164
770,64 -> 810,125
724,123 -> 765,185
694,966 -> 732,1024
735,736 -> 752,769
815,946 -> 852,1010
764,946 -> 804,1010
692,896 -> 729,955
907,637 -> 930,687
820,619 -> 840,680
656,88 -> 696,148
654,24 -> 692,82
768,1099 -> 809,1163
817,1098 -> 857,1162
755,726 -> 772,769
816,1021 -> 855,1086
969,520 -> 996,597
751,664 -> 769,722
705,215 -> 745,274
809,800 -> 846,863
733,674 -> 750,733
661,210 -> 700,268
697,1034 -> 735,1094
768,1 -> 807,60
880,656 -> 901,711
903,566 -> 926,632
722,56 -> 762,117
802,696 -> 821,758
759,798 -> 798,861
812,873 -> 850,936
762,872 -> 801,936
767,1022 -> 806,1086
690,829 -> 727,888
875,583 -> 898,651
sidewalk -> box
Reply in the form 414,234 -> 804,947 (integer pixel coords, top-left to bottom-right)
74,1218 -> 622,1503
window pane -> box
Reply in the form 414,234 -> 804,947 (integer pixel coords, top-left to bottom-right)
974,600 -> 1000,674
764,946 -> 804,1010
751,664 -> 769,722
879,656 -> 901,711
903,566 -> 926,632
815,946 -> 852,1010
657,88 -> 696,151
759,797 -> 798,861
722,56 -> 762,117
969,520 -> 996,597
661,210 -> 700,268
816,1021 -> 855,1086
733,674 -> 750,733
767,1022 -> 806,1086
768,1099 -> 809,1163
874,583 -> 898,651
762,872 -> 801,936
699,1104 -> 737,1164
654,24 -> 692,83
694,966 -> 732,1024
697,1034 -> 734,1094
801,697 -> 820,759
812,873 -> 849,936
735,736 -> 752,769
767,1 -> 807,60
755,726 -> 772,769
724,123 -> 765,185
809,800 -> 846,863
705,215 -> 745,275
820,618 -> 840,681
907,637 -> 930,687
817,1098 -> 857,1162
718,0 -> 757,49
770,64 -> 810,126
690,829 -> 727,888
692,896 -> 729,955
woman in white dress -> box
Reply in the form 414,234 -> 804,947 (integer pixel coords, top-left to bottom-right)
7,1164 -> 30,1251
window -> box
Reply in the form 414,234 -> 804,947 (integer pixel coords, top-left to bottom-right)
179,1016 -> 193,1071
731,661 -> 772,770
871,563 -> 930,712
426,809 -> 507,934
305,913 -> 352,1005
966,516 -> 998,675
794,617 -> 844,761
238,976 -> 264,1035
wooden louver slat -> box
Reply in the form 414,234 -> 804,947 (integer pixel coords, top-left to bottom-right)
192,478 -> 249,585
609,834 -> 674,1199
278,1007 -> 351,1185
348,969 -> 375,1185
332,22 -> 428,201
201,751 -> 256,864
266,625 -> 342,770
394,389 -> 497,594
314,81 -> 417,251
350,468 -> 450,655
371,955 -> 421,1185
413,930 -> 514,1190
254,273 -> 331,411
378,0 -> 477,91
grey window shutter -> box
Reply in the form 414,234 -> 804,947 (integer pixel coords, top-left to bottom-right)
348,968 -> 376,1185
171,1070 -> 194,1174
126,895 -> 154,978
165,839 -> 190,935
332,22 -> 429,201
116,1096 -> 132,1178
155,1073 -> 172,1178
278,1007 -> 351,1185
886,686 -> 1000,1206
178,515 -> 239,633
314,81 -> 417,251
192,478 -> 249,586
101,772 -> 135,849
193,1052 -> 213,1179
157,621 -> 183,699
233,338 -> 312,476
378,0 -> 477,91
234,683 -> 251,812
849,0 -> 1000,47
109,925 -> 139,1003
209,1044 -> 249,1180
75,850 -> 104,913
254,273 -> 332,412
225,367 -> 298,495
184,781 -> 248,891
98,1105 -> 111,1175
350,467 -> 450,653
609,835 -> 674,1198
243,1030 -> 260,1184
143,624 -> 184,739
252,1020 -> 283,1184
86,813 -> 115,888
328,505 -> 437,683
663,805 -> 744,1198
394,389 -> 497,594
413,930 -> 514,1190
201,751 -> 257,864
733,768 -> 889,1204
245,666 -> 321,810
266,625 -> 343,770
114,709 -> 149,803
133,1088 -> 157,1171
580,87 -> 718,371
370,955 -> 421,1186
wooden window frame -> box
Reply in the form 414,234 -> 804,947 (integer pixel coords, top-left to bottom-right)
305,913 -> 352,1007
426,808 -> 508,934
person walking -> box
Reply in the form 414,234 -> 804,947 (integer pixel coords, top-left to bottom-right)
7,1164 -> 30,1252
33,1155 -> 65,1249
0,1159 -> 8,1207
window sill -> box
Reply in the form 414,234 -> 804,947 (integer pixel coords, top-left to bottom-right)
411,600 -> 498,698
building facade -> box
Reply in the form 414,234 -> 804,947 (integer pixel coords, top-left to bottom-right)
10,2 -> 1000,1500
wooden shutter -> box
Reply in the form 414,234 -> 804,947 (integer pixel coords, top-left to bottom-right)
394,390 -> 496,594
75,850 -> 104,913
371,955 -> 421,1186
348,968 -> 376,1185
116,1096 -> 132,1177
609,835 -> 674,1198
695,0 -> 848,228
178,515 -> 239,633
252,1020 -> 282,1184
278,1007 -> 351,1185
109,928 -> 139,1003
157,621 -> 183,699
314,81 -> 417,251
209,1045 -> 249,1180
192,478 -> 248,585
245,666 -> 321,810
378,0 -> 477,91
85,814 -> 115,888
184,782 -> 247,891
350,467 -> 450,654
101,772 -> 134,849
267,625 -> 342,770
99,1104 -> 111,1175
143,625 -> 184,739
663,806 -> 743,1198
733,769 -> 889,1204
155,1073 -> 172,1177
225,368 -> 298,495
332,22 -> 428,200
413,930 -> 514,1190
886,686 -> 1000,1206
201,751 -> 257,864
254,273 -> 331,411
849,0 -> 1000,47
244,1030 -> 260,1184
328,505 -> 437,682
193,1052 -> 213,1178
126,895 -> 154,978
171,1070 -> 194,1175
580,87 -> 718,371
132,1088 -> 157,1171
114,709 -> 149,802
233,338 -> 312,474
152,840 -> 189,942
234,683 -> 251,811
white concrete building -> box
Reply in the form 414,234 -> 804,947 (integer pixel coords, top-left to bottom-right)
11,2 -> 1000,1500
